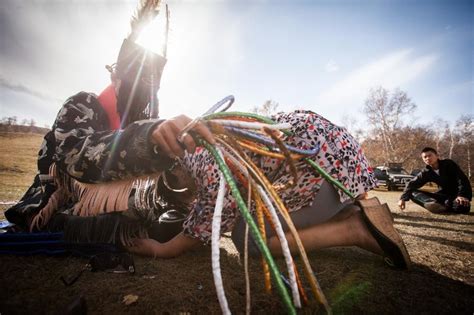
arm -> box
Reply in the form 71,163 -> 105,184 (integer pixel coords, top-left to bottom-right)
454,162 -> 472,200
52,92 -> 174,183
127,233 -> 201,258
400,171 -> 428,201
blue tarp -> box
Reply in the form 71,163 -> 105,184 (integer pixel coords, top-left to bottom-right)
0,232 -> 119,256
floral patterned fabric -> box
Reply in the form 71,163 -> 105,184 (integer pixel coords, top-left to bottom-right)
181,110 -> 377,244
7,98 -> 375,247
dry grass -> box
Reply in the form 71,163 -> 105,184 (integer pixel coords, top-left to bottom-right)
0,132 -> 43,205
1,133 -> 473,314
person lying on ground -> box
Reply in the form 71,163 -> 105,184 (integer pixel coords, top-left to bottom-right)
129,110 -> 411,269
5,0 -> 410,269
398,147 -> 471,214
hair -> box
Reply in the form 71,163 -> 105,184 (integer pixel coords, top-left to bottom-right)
421,147 -> 437,155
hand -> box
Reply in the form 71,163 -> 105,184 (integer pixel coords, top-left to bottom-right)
454,196 -> 470,207
151,115 -> 215,158
398,199 -> 406,210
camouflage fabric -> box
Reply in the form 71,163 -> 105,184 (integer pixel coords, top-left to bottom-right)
6,92 -> 174,230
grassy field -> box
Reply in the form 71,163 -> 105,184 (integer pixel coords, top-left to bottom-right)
1,132 -> 473,314
0,132 -> 43,204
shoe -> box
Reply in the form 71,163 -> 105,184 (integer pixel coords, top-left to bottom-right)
424,202 -> 447,213
358,198 -> 411,269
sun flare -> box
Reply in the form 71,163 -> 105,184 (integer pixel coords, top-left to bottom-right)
136,17 -> 168,57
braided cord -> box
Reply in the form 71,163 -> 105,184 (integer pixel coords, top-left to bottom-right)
224,155 -> 273,293
207,111 -> 353,200
305,159 -> 354,199
256,185 -> 301,307
222,139 -> 308,306
216,136 -> 327,310
239,152 -> 331,312
201,140 -> 297,315
211,167 -> 231,314
224,152 -> 300,302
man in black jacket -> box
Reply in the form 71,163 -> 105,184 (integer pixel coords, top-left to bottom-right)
398,147 -> 472,214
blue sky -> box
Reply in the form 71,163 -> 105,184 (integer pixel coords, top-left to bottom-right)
0,0 -> 472,130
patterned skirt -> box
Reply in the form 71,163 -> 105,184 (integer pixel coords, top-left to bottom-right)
181,110 -> 377,244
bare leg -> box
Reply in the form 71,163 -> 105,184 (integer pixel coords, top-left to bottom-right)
267,205 -> 383,256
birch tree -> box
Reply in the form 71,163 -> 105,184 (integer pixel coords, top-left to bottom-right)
363,87 -> 416,163
455,115 -> 473,179
252,100 -> 280,117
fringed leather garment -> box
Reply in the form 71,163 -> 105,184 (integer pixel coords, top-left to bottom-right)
6,87 -> 185,246
29,163 -> 166,246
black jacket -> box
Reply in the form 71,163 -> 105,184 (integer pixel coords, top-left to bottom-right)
400,159 -> 472,201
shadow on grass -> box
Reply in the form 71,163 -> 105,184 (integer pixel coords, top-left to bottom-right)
398,230 -> 474,252
306,248 -> 474,315
393,212 -> 474,226
393,220 -> 474,236
1,246 -> 473,314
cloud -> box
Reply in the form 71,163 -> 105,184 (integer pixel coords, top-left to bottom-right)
316,49 -> 438,109
325,60 -> 339,73
0,76 -> 63,102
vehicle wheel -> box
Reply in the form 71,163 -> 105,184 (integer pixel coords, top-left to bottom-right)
387,184 -> 393,191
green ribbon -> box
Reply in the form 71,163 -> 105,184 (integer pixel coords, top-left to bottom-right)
204,111 -> 354,199
201,140 -> 296,315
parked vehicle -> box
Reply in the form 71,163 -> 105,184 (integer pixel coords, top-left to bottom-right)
374,163 -> 415,191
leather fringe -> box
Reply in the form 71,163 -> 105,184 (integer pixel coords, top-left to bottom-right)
48,213 -> 148,247
29,163 -> 162,231
30,164 -> 70,231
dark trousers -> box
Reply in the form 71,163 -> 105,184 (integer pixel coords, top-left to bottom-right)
411,190 -> 471,214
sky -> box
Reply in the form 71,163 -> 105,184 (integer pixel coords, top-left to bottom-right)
0,0 -> 473,130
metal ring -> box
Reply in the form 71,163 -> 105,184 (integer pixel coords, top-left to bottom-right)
177,131 -> 189,143
177,118 -> 200,142
161,172 -> 189,193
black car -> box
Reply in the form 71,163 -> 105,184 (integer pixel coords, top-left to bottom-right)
374,164 -> 415,191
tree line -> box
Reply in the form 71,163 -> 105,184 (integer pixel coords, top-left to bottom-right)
0,116 -> 50,134
3,89 -> 472,180
253,87 -> 473,181
361,86 -> 472,180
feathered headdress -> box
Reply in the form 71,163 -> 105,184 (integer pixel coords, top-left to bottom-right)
114,0 -> 170,122
127,0 -> 162,43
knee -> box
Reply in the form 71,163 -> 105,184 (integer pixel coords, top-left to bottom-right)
450,203 -> 471,214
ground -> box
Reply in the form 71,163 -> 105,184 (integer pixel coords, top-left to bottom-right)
0,132 -> 473,314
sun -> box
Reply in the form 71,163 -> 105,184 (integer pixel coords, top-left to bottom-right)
136,15 -> 168,57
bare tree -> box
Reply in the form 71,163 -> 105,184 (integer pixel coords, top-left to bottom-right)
363,125 -> 433,171
444,123 -> 456,159
363,87 -> 416,163
432,117 -> 449,154
341,114 -> 365,142
252,100 -> 280,117
455,115 -> 473,179
5,116 -> 18,126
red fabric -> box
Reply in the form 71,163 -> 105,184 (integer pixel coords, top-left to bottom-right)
97,84 -> 120,130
